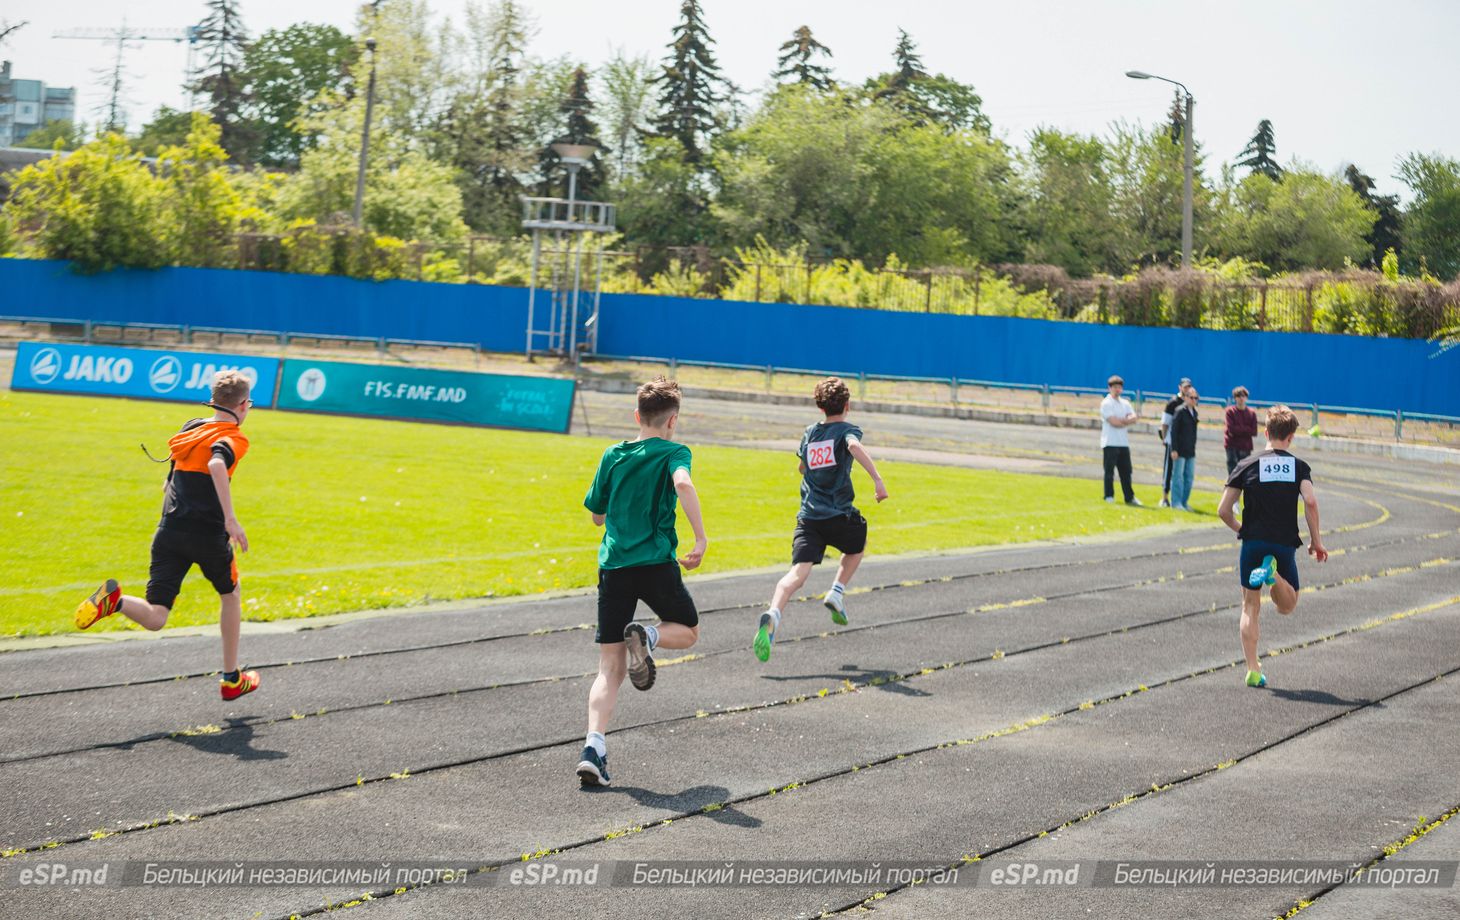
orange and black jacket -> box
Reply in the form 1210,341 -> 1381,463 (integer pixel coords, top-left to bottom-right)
159,419 -> 250,534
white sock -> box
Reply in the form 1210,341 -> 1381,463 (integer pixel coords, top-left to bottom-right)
586,732 -> 606,757
643,623 -> 660,651
767,608 -> 782,630
830,581 -> 846,596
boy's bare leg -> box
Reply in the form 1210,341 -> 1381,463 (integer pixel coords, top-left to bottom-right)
771,563 -> 815,613
652,623 -> 699,650
1240,588 -> 1263,673
117,594 -> 170,631
1270,574 -> 1298,615
833,552 -> 864,587
219,589 -> 242,673
587,643 -> 627,736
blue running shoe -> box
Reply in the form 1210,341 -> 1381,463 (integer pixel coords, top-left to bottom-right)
577,746 -> 611,787
1248,554 -> 1278,589
1245,670 -> 1267,688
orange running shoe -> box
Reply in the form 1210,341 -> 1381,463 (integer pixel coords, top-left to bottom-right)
75,580 -> 122,630
220,669 -> 261,701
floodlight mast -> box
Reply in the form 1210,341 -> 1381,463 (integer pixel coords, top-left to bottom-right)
522,143 -> 616,361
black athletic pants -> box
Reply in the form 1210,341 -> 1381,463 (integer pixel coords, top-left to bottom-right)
1103,446 -> 1135,502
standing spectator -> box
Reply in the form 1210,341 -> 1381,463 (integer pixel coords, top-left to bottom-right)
1159,377 -> 1192,507
1100,375 -> 1141,506
1169,387 -> 1201,511
1224,386 -> 1258,474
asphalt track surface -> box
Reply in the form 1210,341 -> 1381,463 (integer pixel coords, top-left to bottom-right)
3,395 -> 1459,920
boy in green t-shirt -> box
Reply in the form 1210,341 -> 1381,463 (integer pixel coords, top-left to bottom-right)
576,377 -> 708,787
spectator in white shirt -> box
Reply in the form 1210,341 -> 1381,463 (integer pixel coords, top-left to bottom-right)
1100,375 -> 1141,505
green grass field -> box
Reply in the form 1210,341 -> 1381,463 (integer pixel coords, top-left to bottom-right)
0,389 -> 1205,637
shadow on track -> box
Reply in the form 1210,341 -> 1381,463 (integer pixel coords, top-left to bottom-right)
1267,687 -> 1380,707
580,783 -> 762,828
762,663 -> 934,698
165,718 -> 288,761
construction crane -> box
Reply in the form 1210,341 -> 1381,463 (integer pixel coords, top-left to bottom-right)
53,23 -> 200,130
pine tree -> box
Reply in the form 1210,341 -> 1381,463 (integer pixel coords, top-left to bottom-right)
773,25 -> 834,90
872,29 -> 940,125
652,0 -> 727,163
190,0 -> 255,161
1167,89 -> 1184,144
1237,119 -> 1282,181
437,0 -> 532,232
540,66 -> 606,199
1343,164 -> 1403,268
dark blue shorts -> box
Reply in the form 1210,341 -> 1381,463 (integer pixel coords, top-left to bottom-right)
1239,540 -> 1299,591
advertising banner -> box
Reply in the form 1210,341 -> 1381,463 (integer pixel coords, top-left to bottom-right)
276,359 -> 575,433
11,342 -> 280,405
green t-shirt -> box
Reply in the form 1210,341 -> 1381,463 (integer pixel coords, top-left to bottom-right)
584,437 -> 693,570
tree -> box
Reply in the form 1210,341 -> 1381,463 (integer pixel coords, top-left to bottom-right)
1107,122 -> 1211,268
1397,152 -> 1460,279
4,133 -> 167,271
1020,129 -> 1121,276
0,19 -> 25,47
868,29 -> 989,133
132,107 -> 202,157
15,120 -> 84,151
1211,168 -> 1376,272
773,26 -> 834,90
597,49 -> 656,182
434,0 -> 533,232
651,0 -> 728,163
1237,119 -> 1281,181
156,113 -> 245,267
243,24 -> 357,167
190,0 -> 255,162
713,86 -> 1016,265
539,66 -> 607,199
1343,164 -> 1402,268
1166,90 -> 1184,144
619,136 -> 716,248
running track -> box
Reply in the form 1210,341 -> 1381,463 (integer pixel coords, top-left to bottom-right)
2,394 -> 1458,919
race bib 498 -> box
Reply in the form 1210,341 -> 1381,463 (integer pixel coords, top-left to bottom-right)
806,439 -> 837,470
1259,455 -> 1296,482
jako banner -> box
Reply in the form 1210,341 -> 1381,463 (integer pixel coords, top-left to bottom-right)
276,359 -> 576,433
11,342 -> 280,405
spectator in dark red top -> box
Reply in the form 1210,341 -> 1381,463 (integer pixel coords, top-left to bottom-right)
1224,386 -> 1259,475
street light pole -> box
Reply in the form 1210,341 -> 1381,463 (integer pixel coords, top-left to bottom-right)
352,36 -> 379,228
1126,70 -> 1194,269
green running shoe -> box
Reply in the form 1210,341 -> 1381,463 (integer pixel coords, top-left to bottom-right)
753,612 -> 775,662
1245,670 -> 1267,688
824,589 -> 848,626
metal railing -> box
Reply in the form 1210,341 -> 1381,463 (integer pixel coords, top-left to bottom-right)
7,316 -> 1457,444
588,353 -> 1460,444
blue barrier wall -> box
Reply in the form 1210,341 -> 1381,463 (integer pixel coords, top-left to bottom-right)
5,259 -> 1458,416
598,293 -> 1460,417
2,258 -> 529,351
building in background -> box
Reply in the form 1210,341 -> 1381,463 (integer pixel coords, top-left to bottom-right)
0,61 -> 77,146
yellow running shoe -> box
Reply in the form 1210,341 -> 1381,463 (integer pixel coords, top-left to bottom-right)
75,579 -> 122,630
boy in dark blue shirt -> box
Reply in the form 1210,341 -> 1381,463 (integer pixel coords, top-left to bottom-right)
754,377 -> 888,662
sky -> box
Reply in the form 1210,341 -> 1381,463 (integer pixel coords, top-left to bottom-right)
4,0 -> 1458,198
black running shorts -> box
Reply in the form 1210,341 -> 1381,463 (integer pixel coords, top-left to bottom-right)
596,561 -> 699,643
791,513 -> 868,565
146,527 -> 238,608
